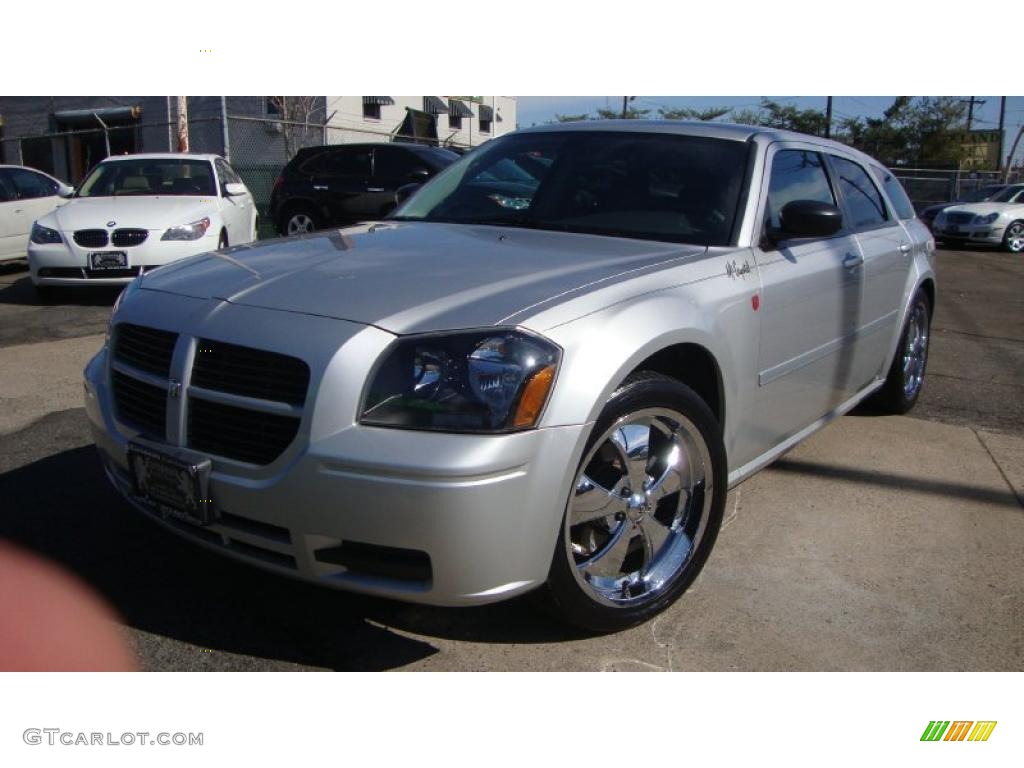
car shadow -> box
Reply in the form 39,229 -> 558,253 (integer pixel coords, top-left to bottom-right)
0,439 -> 581,671
0,274 -> 122,308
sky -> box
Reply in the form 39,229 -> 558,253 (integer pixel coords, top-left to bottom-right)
516,96 -> 1024,165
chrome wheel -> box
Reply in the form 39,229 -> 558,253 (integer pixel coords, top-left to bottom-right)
902,299 -> 929,399
286,212 -> 316,235
566,407 -> 713,608
1004,221 -> 1024,253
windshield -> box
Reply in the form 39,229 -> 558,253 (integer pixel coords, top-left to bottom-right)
77,158 -> 216,197
961,185 -> 1004,202
990,185 -> 1023,203
391,131 -> 750,246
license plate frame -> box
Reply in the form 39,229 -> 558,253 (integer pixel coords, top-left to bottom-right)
127,443 -> 212,526
89,250 -> 128,270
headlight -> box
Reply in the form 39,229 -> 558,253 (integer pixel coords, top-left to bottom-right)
360,329 -> 560,433
161,217 -> 211,241
973,212 -> 999,225
30,222 -> 63,244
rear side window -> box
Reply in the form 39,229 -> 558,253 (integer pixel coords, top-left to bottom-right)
7,168 -> 57,199
830,155 -> 889,229
0,172 -> 15,202
871,167 -> 916,220
765,150 -> 836,230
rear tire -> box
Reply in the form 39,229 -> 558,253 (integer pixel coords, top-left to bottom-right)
280,206 -> 319,236
543,372 -> 727,633
870,288 -> 931,414
218,230 -> 228,249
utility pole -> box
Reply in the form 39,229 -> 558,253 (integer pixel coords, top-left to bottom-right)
997,96 -> 1006,172
824,96 -> 833,139
176,96 -> 189,152
621,96 -> 634,119
961,96 -> 985,132
1005,124 -> 1024,183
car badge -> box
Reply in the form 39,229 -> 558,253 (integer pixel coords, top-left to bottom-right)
168,380 -> 181,399
107,221 -> 117,227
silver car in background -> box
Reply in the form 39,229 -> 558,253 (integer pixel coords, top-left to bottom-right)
84,121 -> 935,631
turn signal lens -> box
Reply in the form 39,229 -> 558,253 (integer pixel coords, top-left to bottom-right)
512,365 -> 556,428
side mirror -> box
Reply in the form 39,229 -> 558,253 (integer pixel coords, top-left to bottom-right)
395,182 -> 422,207
407,167 -> 431,182
773,200 -> 843,241
224,182 -> 247,197
57,183 -> 75,198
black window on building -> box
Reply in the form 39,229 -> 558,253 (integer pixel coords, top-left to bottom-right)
448,99 -> 473,130
478,104 -> 494,134
362,96 -> 395,120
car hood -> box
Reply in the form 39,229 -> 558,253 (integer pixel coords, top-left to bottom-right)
940,201 -> 1024,217
138,222 -> 705,334
48,196 -> 216,232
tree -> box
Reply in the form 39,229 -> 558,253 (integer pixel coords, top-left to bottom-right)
554,113 -> 591,122
837,97 -> 967,167
267,96 -> 322,160
595,106 -> 650,120
658,106 -> 732,121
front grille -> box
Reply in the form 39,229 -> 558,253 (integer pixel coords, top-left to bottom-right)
73,229 -> 109,248
38,267 -> 85,278
112,228 -> 148,247
113,324 -> 178,377
946,212 -> 975,225
188,398 -> 301,465
192,339 -> 310,406
86,267 -> 141,279
111,370 -> 167,439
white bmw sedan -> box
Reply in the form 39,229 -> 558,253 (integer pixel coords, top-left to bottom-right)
28,154 -> 257,295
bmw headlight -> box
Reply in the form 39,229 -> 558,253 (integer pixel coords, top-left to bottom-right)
973,212 -> 999,225
361,329 -> 560,433
161,217 -> 211,241
30,222 -> 63,244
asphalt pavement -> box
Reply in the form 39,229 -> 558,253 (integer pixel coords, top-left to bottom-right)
0,244 -> 1021,671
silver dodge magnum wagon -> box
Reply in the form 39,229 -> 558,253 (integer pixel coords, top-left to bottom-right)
85,121 -> 934,631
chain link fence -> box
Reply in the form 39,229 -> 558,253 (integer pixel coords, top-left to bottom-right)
891,168 -> 1023,211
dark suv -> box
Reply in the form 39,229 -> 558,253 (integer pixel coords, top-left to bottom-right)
269,143 -> 458,235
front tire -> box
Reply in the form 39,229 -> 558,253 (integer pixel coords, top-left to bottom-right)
544,372 -> 727,633
1003,220 -> 1024,253
871,288 -> 931,414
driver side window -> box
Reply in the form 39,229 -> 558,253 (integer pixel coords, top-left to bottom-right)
765,150 -> 836,231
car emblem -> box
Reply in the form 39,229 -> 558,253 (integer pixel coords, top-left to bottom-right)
168,380 -> 181,399
107,221 -> 117,227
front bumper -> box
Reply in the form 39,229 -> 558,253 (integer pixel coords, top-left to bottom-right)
83,300 -> 588,606
933,221 -> 1004,245
29,231 -> 220,286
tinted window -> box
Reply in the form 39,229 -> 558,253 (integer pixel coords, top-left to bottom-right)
766,150 -> 836,230
374,147 -> 421,179
395,131 -> 749,246
325,147 -> 372,176
7,168 -> 57,199
77,159 -> 216,197
992,185 -> 1024,203
0,172 -> 15,203
830,155 -> 889,229
871,167 -> 916,220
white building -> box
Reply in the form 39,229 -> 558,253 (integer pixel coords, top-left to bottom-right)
324,96 -> 517,149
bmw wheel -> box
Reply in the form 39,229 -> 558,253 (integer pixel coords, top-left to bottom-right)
545,372 -> 726,632
1003,220 -> 1024,253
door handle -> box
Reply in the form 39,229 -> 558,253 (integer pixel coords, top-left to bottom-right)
843,253 -> 864,269
366,187 -> 385,193
312,184 -> 328,191
898,243 -> 911,254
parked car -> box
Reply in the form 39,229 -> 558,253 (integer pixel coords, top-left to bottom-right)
918,183 -> 1009,231
28,154 -> 256,296
932,183 -> 1024,252
0,165 -> 73,263
269,143 -> 458,235
85,122 -> 935,631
